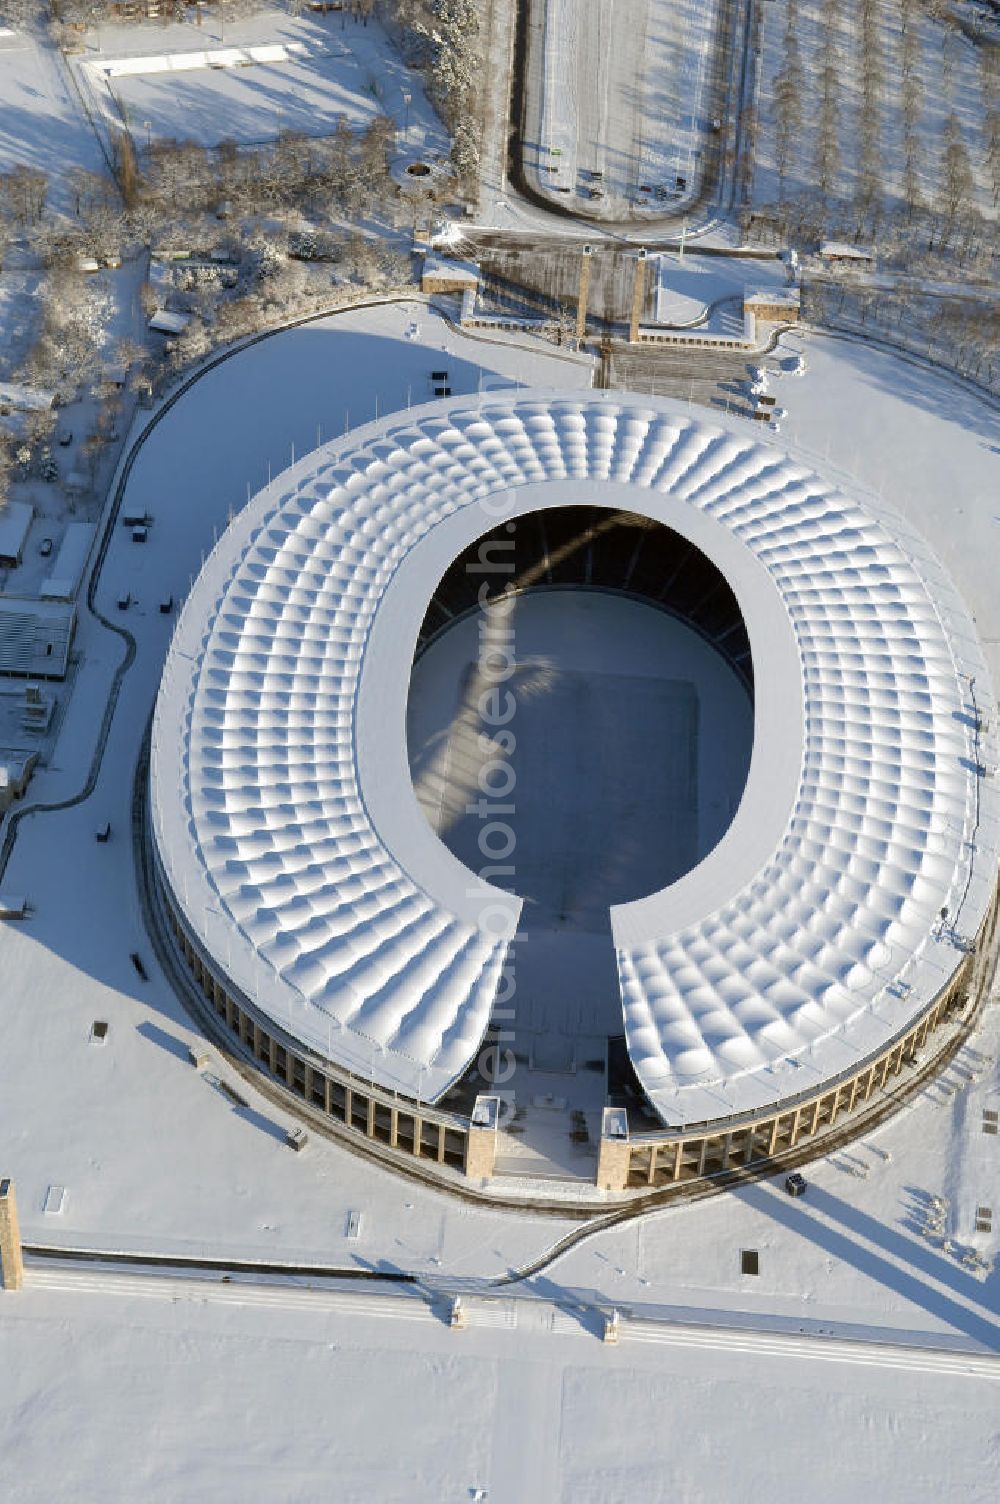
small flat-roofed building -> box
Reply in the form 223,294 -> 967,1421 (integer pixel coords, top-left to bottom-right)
148,309 -> 191,335
420,254 -> 480,296
0,383 -> 54,415
39,522 -> 96,602
0,752 -> 38,816
0,597 -> 75,679
743,289 -> 801,330
0,501 -> 35,567
819,241 -> 875,267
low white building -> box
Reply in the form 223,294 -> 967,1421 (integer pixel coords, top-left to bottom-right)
148,309 -> 191,335
0,500 -> 34,567
40,522 -> 96,602
0,383 -> 54,415
819,240 -> 875,267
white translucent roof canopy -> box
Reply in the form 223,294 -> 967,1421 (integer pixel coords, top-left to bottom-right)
150,394 -> 999,1119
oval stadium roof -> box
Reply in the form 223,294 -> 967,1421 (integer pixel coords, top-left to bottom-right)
150,393 -> 999,1123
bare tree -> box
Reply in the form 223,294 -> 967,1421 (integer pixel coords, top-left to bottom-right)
0,165 -> 48,227
937,114 -> 975,247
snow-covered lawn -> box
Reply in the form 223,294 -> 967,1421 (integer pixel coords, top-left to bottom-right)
0,271 -> 41,376
73,9 -> 447,161
0,27 -> 106,214
751,0 -> 998,228
1,1270 -> 997,1504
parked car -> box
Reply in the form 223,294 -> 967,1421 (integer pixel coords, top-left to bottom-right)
39,537 -> 53,557
58,430 -> 73,446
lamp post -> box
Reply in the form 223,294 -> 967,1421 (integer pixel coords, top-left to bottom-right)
402,90 -> 411,146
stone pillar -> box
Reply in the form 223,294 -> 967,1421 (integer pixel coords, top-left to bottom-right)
0,1179 -> 23,1292
465,1095 -> 500,1181
464,1128 -> 496,1180
596,1135 -> 631,1191
576,245 -> 593,341
629,249 -> 647,344
596,1106 -> 631,1191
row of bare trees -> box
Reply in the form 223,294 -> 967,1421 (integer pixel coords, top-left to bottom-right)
756,0 -> 996,272
19,113 -> 404,274
137,116 -> 398,219
804,279 -> 1000,392
381,0 -> 484,184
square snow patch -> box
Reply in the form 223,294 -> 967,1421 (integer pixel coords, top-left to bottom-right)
43,1185 -> 66,1215
420,664 -> 698,928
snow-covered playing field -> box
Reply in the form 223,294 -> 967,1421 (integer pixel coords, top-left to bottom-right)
409,591 -> 751,918
525,0 -> 721,218
74,9 -> 447,160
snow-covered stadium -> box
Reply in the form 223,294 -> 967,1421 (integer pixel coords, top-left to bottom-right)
148,392 -> 999,1197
